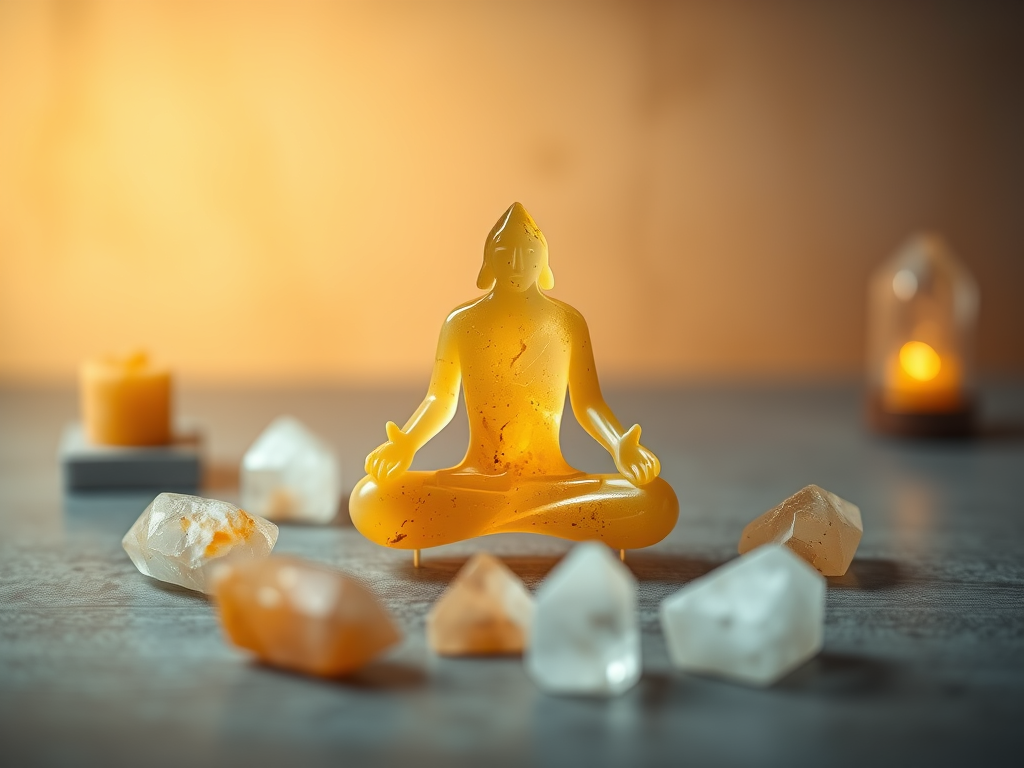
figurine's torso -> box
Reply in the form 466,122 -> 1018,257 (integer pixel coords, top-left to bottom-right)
448,290 -> 579,478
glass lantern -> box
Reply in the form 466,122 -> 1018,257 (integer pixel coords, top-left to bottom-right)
866,233 -> 979,437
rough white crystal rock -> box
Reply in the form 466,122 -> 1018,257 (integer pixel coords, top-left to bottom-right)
241,416 -> 340,523
526,543 -> 640,696
660,545 -> 825,686
122,492 -> 278,593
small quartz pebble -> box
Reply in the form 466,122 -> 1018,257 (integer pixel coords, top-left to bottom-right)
211,556 -> 400,677
526,543 -> 640,696
739,484 -> 863,576
241,416 -> 341,523
122,492 -> 278,593
427,553 -> 534,656
660,545 -> 825,687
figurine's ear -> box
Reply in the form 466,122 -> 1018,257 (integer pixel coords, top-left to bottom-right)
476,261 -> 495,290
539,263 -> 555,290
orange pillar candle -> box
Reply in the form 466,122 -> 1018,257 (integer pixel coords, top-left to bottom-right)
80,352 -> 172,446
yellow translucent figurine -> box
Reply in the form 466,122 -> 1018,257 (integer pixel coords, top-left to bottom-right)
350,203 -> 678,557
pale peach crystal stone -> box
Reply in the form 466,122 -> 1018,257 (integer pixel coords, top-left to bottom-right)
122,492 -> 278,593
738,484 -> 863,576
211,556 -> 400,677
427,553 -> 534,656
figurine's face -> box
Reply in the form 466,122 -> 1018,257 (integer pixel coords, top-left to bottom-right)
488,231 -> 547,292
479,202 -> 553,292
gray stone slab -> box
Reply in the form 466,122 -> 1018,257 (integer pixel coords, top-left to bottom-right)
58,422 -> 202,492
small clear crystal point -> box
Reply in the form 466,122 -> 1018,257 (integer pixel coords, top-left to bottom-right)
526,543 -> 640,696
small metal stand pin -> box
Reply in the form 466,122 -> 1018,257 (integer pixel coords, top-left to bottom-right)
619,549 -> 626,563
413,549 -> 421,568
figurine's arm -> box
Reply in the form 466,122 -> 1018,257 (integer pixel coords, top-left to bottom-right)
567,313 -> 661,486
365,319 -> 461,482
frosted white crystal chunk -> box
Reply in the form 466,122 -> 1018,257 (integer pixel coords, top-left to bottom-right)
526,543 -> 640,696
122,492 -> 278,593
660,545 -> 825,686
241,416 -> 340,523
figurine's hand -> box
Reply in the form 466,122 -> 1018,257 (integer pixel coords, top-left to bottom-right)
613,424 -> 661,487
365,421 -> 416,483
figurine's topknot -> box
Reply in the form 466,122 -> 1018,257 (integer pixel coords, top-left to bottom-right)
487,202 -> 547,248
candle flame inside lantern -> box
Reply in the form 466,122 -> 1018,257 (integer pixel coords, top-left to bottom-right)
899,341 -> 941,382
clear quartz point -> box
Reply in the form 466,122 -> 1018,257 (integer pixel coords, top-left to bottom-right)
526,543 -> 640,696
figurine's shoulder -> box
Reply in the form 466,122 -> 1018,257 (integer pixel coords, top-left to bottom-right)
543,295 -> 588,330
443,294 -> 489,327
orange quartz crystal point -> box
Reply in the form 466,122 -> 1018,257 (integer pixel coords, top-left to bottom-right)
211,556 -> 400,677
349,203 -> 679,552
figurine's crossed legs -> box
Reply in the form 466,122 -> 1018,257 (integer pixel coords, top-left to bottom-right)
349,471 -> 679,551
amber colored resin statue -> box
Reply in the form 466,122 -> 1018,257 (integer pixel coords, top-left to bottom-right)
350,203 -> 678,559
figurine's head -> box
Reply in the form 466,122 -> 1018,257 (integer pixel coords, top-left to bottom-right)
477,202 -> 555,293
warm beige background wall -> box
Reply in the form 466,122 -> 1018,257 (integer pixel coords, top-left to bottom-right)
1,0 -> 1021,386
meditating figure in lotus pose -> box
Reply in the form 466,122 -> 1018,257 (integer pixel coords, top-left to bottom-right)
349,203 -> 678,558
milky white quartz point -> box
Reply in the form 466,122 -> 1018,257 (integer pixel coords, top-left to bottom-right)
660,545 -> 825,687
526,543 -> 640,696
122,492 -> 278,593
427,553 -> 534,656
739,484 -> 863,576
241,416 -> 341,523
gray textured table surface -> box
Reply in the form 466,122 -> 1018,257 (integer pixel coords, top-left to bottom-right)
2,384 -> 1023,767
